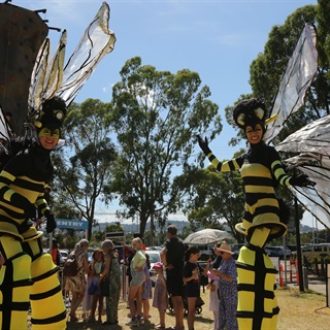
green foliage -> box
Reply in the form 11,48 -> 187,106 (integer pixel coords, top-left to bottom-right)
174,166 -> 244,239
52,99 -> 117,240
107,57 -> 222,236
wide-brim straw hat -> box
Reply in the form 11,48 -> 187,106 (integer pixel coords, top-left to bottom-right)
216,241 -> 233,255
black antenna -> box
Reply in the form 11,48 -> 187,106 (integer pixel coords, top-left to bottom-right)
49,27 -> 62,32
35,9 -> 47,14
4,0 -> 12,4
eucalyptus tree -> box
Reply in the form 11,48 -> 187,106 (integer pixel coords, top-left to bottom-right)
108,57 -> 221,236
226,1 -> 329,144
174,165 -> 245,238
52,99 -> 117,240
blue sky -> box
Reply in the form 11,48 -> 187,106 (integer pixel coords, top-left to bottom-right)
14,0 -> 319,227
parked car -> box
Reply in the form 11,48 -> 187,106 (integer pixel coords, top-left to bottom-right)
265,246 -> 291,259
145,250 -> 161,286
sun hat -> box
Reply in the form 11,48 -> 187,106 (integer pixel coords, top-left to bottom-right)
216,241 -> 233,255
152,262 -> 164,270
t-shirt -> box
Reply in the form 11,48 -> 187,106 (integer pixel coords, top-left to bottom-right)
165,236 -> 185,269
132,250 -> 146,270
183,261 -> 199,284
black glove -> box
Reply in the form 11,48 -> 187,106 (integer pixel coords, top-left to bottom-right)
45,212 -> 57,233
197,135 -> 211,155
11,193 -> 36,218
290,174 -> 315,187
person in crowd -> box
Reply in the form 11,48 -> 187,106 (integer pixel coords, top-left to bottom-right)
101,239 -> 122,325
50,239 -> 62,266
183,246 -> 201,330
127,237 -> 147,326
209,241 -> 238,330
152,262 -> 168,330
65,238 -> 90,322
161,224 -> 185,330
87,249 -> 104,323
207,243 -> 222,330
142,252 -> 153,324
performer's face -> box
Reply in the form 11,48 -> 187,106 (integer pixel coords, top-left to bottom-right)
38,128 -> 60,150
245,124 -> 263,144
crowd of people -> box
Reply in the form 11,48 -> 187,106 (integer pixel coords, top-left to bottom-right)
59,224 -> 238,330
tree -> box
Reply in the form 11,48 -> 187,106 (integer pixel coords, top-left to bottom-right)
52,99 -> 117,240
108,57 -> 222,236
226,2 -> 329,145
174,155 -> 245,239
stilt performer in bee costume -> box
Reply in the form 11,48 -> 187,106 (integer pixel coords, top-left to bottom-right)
0,97 -> 67,330
0,2 -> 116,329
198,98 -> 313,330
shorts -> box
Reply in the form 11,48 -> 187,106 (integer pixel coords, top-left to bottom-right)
184,282 -> 200,298
130,269 -> 146,287
166,268 -> 183,296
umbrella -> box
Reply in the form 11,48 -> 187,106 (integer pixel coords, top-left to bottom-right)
183,228 -> 233,246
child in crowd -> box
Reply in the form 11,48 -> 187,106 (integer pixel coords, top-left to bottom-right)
88,249 -> 104,322
183,246 -> 201,330
152,262 -> 168,330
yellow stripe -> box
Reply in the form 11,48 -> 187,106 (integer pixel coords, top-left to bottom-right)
3,189 -> 14,202
245,185 -> 275,193
1,170 -> 16,182
19,175 -> 47,186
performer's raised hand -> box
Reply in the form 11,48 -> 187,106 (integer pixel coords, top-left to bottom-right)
290,173 -> 315,187
197,135 -> 211,155
45,211 -> 57,233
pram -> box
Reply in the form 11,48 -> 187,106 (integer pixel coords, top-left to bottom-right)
168,295 -> 205,315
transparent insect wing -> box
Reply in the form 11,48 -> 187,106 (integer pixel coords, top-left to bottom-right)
43,30 -> 67,104
278,116 -> 330,229
56,2 -> 116,105
264,24 -> 318,144
0,106 -> 10,143
28,38 -> 51,119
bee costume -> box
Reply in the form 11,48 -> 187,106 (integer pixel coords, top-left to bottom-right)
0,97 -> 67,330
198,98 -> 311,330
0,2 -> 116,329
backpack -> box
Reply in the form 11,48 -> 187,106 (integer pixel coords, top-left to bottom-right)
63,256 -> 78,277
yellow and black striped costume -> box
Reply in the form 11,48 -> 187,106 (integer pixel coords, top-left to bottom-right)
206,142 -> 291,330
0,145 -> 66,330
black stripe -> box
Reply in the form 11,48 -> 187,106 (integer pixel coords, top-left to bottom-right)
237,311 -> 276,318
209,154 -> 216,161
14,178 -> 45,193
2,262 -> 13,329
0,203 -> 25,220
271,163 -> 283,172
5,251 -> 26,263
244,211 -> 253,222
254,205 -> 279,216
236,262 -> 256,272
253,250 -> 264,330
228,160 -> 235,171
237,284 -> 275,299
32,267 -> 59,283
0,302 -> 30,311
243,177 -> 275,187
277,173 -> 288,183
31,310 -> 67,324
245,193 -> 276,202
273,306 -> 280,315
30,285 -> 62,300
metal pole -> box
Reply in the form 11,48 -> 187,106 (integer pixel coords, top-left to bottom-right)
294,197 -> 304,292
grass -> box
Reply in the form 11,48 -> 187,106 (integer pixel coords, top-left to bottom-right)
67,288 -> 330,330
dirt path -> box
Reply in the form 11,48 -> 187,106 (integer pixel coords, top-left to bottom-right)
67,288 -> 330,330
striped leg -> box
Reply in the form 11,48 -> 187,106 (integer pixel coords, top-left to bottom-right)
0,235 -> 32,330
24,238 -> 67,330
